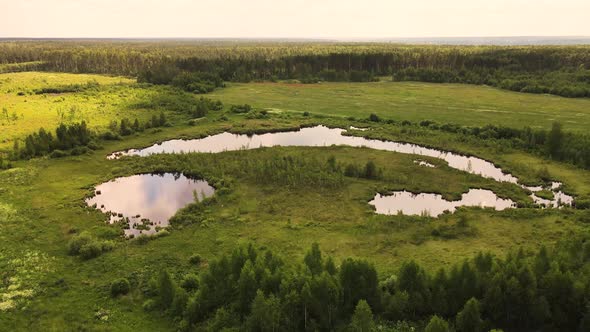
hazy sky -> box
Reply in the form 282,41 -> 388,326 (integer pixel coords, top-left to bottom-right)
1,0 -> 589,38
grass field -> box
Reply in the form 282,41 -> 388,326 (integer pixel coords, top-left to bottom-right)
0,72 -> 153,150
211,81 -> 590,132
1,73 -> 590,330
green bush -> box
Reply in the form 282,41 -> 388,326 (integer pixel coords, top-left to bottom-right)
189,254 -> 202,265
67,232 -> 113,259
79,241 -> 103,259
230,104 -> 252,113
110,278 -> 131,297
49,149 -> 69,158
181,274 -> 199,291
67,232 -> 93,255
142,299 -> 157,312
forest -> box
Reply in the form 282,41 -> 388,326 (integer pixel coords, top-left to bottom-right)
1,41 -> 590,97
132,239 -> 590,331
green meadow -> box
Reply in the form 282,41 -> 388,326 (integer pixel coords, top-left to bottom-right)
1,72 -> 589,331
211,81 -> 590,132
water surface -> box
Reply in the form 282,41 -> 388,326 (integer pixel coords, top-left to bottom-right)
369,189 -> 516,216
108,126 -> 573,214
86,173 -> 214,236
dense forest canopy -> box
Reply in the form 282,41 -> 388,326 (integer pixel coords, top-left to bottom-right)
1,40 -> 590,97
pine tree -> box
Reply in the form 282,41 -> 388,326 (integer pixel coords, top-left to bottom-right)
350,300 -> 375,332
304,243 -> 323,275
425,315 -> 450,332
247,290 -> 281,332
456,297 -> 483,332
158,270 -> 176,309
547,121 -> 563,159
237,260 -> 258,316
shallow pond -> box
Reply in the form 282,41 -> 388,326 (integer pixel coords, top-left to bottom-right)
107,126 -> 573,217
108,126 -> 518,183
369,189 -> 516,217
86,173 -> 214,236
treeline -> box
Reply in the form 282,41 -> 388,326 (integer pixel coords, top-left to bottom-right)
394,67 -> 590,98
0,60 -> 46,73
101,112 -> 168,139
0,156 -> 12,170
133,89 -> 223,118
2,41 -> 590,97
33,80 -> 100,95
411,120 -> 590,170
12,121 -> 95,159
138,63 -> 224,93
122,233 -> 590,331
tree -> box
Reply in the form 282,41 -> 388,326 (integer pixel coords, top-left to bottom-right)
247,290 -> 281,332
339,258 -> 380,315
158,270 -> 176,309
237,260 -> 258,316
456,297 -> 483,332
364,161 -> 378,179
547,121 -> 563,159
425,315 -> 450,332
349,300 -> 375,332
325,257 -> 337,275
580,303 -> 590,332
304,243 -> 323,275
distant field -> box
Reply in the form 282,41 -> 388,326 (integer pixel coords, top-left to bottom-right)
211,81 -> 590,132
0,72 -> 149,150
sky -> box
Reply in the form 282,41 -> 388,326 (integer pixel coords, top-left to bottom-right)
1,0 -> 589,39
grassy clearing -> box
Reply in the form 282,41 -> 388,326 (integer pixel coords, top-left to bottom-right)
210,81 -> 590,132
0,72 -> 158,150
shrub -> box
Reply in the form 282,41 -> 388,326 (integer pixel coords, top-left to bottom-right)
230,104 -> 252,113
67,232 -> 113,259
142,299 -> 157,312
110,278 -> 131,297
189,254 -> 202,265
68,232 -> 93,255
79,241 -> 103,259
49,149 -> 69,158
99,131 -> 121,141
180,274 -> 199,291
368,113 -> 381,122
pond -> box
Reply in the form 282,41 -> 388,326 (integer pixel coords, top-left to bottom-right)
369,189 -> 516,217
86,173 -> 214,236
107,126 -> 573,218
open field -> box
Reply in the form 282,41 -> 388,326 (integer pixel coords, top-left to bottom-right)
211,81 -> 590,132
0,72 -> 151,150
1,71 -> 590,331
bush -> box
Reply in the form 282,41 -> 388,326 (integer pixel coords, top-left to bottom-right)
49,149 -> 69,158
142,299 -> 157,312
230,104 -> 252,113
68,232 -> 93,255
181,274 -> 199,291
99,131 -> 121,141
189,254 -> 202,265
79,241 -> 103,259
368,113 -> 381,122
67,232 -> 113,259
70,146 -> 90,156
110,278 -> 131,297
